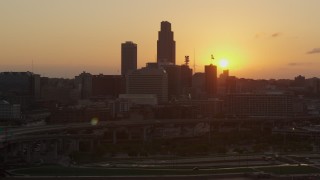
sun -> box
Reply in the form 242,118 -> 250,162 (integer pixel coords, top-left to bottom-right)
219,59 -> 229,69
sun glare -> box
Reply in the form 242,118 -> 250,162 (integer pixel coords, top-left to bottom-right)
219,59 -> 229,69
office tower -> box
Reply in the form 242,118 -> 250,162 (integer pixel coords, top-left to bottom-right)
218,70 -> 229,94
191,72 -> 206,100
162,64 -> 193,101
180,64 -> 193,90
121,41 -> 137,76
75,71 -> 92,99
294,75 -> 306,87
0,100 -> 21,120
126,63 -> 168,103
226,76 -> 237,93
205,64 -> 217,98
0,72 -> 40,98
0,72 -> 40,109
162,65 -> 181,100
157,21 -> 176,65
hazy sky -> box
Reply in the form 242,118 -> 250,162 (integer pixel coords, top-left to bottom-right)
1,0 -> 320,79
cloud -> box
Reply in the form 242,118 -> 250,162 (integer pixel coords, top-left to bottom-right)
271,32 -> 281,38
254,33 -> 265,39
288,62 -> 313,66
307,48 -> 320,54
254,32 -> 282,39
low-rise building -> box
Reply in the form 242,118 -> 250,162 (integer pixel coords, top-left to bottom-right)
225,93 -> 293,117
0,100 -> 21,121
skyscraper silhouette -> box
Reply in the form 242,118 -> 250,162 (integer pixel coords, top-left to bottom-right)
205,64 -> 217,97
157,21 -> 176,65
121,41 -> 137,76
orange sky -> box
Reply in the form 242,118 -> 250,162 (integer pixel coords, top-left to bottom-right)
1,0 -> 320,79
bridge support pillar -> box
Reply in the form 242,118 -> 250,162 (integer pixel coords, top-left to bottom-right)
89,140 -> 94,152
113,130 -> 117,144
128,130 -> 132,141
70,139 -> 79,152
26,143 -> 31,163
11,143 -> 20,157
57,139 -> 63,153
218,122 -> 224,132
260,123 -> 265,131
143,127 -> 147,142
2,144 -> 8,164
52,140 -> 58,160
237,122 -> 242,132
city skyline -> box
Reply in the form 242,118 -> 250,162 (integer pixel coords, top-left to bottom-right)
1,0 -> 320,79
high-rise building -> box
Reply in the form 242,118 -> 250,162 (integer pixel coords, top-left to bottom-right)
226,76 -> 237,93
161,64 -> 193,101
121,41 -> 137,76
75,71 -> 92,99
162,65 -> 181,100
126,63 -> 168,103
205,64 -> 217,98
157,21 -> 176,65
192,72 -> 206,100
0,72 -> 40,109
294,75 -> 306,87
180,64 -> 193,91
218,70 -> 229,95
0,100 -> 21,120
0,72 -> 40,98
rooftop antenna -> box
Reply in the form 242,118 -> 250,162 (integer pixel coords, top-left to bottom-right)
211,54 -> 215,64
32,59 -> 34,73
184,56 -> 190,66
193,48 -> 196,73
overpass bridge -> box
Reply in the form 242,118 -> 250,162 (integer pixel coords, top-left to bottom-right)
0,116 -> 316,165
3,116 -> 314,138
1,116 -> 316,147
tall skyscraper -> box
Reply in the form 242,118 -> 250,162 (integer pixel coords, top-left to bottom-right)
205,64 -> 217,98
121,41 -> 137,76
157,21 -> 176,65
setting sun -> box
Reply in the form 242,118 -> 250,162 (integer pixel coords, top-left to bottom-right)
219,59 -> 229,69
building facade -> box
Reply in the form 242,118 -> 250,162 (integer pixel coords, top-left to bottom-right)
0,100 -> 21,120
75,72 -> 92,99
225,93 -> 293,117
0,72 -> 40,109
180,65 -> 193,90
162,65 -> 181,101
92,74 -> 124,98
126,63 -> 168,103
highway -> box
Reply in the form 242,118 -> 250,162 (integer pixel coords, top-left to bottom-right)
4,116 -> 312,136
1,116 -> 317,143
